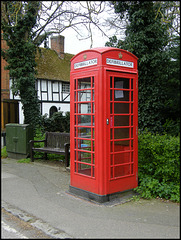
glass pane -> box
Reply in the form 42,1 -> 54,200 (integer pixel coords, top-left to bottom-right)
79,152 -> 91,163
92,77 -> 94,88
92,141 -> 95,152
131,152 -> 133,163
114,152 -> 130,165
131,116 -> 133,126
74,92 -> 77,101
78,77 -> 91,89
114,128 -> 130,139
114,90 -> 129,101
114,142 -> 130,152
42,92 -> 47,100
131,91 -> 133,101
110,76 -> 113,88
74,79 -> 76,90
114,165 -> 130,177
78,90 -> 91,102
92,115 -> 95,126
78,103 -> 91,114
92,90 -> 94,101
110,129 -> 113,139
41,80 -> 47,91
110,142 -> 113,153
53,93 -> 59,101
110,103 -> 113,114
77,115 -> 91,126
74,103 -> 76,113
77,139 -> 91,151
114,77 -> 129,89
92,128 -> 95,139
131,164 -> 133,174
92,153 -> 95,164
92,166 -> 95,177
78,127 -> 91,138
114,103 -> 129,114
92,103 -> 94,113
114,140 -> 130,147
74,115 -> 77,125
114,115 -> 129,126
52,82 -> 58,91
110,90 -> 112,101
111,167 -> 114,178
78,165 -> 91,176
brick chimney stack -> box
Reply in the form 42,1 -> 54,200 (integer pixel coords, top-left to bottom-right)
50,35 -> 64,59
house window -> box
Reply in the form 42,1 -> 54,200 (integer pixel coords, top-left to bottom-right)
52,81 -> 60,101
62,83 -> 70,93
41,80 -> 48,100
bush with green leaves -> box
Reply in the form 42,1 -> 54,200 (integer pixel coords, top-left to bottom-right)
1,146 -> 8,158
41,111 -> 70,133
136,130 -> 180,202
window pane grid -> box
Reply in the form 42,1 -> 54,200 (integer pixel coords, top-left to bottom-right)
73,76 -> 95,178
110,76 -> 134,180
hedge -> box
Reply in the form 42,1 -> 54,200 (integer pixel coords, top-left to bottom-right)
136,130 -> 180,202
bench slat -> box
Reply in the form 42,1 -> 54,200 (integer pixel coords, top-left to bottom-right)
32,147 -> 66,154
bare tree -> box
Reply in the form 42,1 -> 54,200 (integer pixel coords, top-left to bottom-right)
32,1 -> 124,48
155,1 -> 180,39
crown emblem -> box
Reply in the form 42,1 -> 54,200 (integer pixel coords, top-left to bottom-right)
118,52 -> 123,59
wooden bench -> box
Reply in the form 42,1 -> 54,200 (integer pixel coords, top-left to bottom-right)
29,132 -> 70,167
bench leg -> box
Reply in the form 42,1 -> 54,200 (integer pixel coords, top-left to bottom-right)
45,153 -> 48,160
30,150 -> 34,162
65,145 -> 70,167
65,153 -> 69,167
30,142 -> 34,162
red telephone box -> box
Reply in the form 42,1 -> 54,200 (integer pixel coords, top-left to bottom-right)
69,47 -> 138,202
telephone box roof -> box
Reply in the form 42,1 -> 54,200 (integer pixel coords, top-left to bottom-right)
71,47 -> 138,61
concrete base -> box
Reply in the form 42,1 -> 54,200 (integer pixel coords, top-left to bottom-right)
69,185 -> 136,204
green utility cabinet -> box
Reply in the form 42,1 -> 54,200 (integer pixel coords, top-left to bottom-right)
6,123 -> 33,159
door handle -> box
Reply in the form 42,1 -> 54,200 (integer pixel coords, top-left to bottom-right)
106,118 -> 109,125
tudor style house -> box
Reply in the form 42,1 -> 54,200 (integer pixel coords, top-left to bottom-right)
1,35 -> 74,129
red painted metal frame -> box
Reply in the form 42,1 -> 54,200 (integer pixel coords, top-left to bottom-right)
70,47 -> 138,196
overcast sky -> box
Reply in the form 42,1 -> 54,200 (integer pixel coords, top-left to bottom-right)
62,26 -> 111,55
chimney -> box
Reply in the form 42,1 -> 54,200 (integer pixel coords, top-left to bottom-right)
50,35 -> 64,59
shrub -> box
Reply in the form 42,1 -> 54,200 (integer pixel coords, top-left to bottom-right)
1,146 -> 8,158
41,111 -> 70,133
163,118 -> 180,137
136,130 -> 180,202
